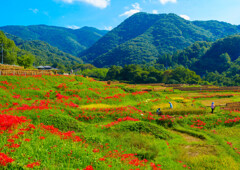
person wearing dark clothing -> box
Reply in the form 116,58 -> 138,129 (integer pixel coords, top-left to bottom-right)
156,108 -> 162,115
211,102 -> 215,113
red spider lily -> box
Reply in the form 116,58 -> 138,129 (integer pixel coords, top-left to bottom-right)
65,101 -> 79,108
39,136 -> 45,140
0,114 -> 28,132
150,162 -> 161,170
0,153 -> 14,166
227,141 -> 232,147
190,119 -> 206,129
83,165 -> 94,170
93,148 -> 99,153
57,83 -> 67,89
103,116 -> 139,128
225,117 -> 240,124
105,93 -> 127,99
40,124 -> 83,142
7,139 -> 15,143
10,143 -> 20,148
12,95 -> 21,99
28,124 -> 36,130
132,91 -> 148,96
56,93 -> 69,100
26,161 -> 41,168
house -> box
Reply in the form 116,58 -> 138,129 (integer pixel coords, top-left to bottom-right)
36,66 -> 58,70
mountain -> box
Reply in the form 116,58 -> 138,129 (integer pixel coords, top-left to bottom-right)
79,12 -> 240,67
192,20 -> 240,39
157,35 -> 240,76
6,33 -> 83,68
0,25 -> 108,56
195,35 -> 240,74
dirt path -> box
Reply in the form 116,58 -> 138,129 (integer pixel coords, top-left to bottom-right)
170,130 -> 204,143
170,130 -> 217,157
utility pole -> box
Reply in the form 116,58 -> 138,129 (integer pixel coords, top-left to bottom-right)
1,43 -> 3,64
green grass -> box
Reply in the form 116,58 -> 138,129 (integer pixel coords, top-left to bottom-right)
0,75 -> 240,169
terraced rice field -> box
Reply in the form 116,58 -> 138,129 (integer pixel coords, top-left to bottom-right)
0,75 -> 239,169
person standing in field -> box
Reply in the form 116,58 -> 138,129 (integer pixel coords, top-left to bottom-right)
169,102 -> 173,109
211,102 -> 215,113
156,108 -> 162,115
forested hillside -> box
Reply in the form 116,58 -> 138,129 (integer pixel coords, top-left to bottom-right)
6,33 -> 83,69
156,35 -> 240,86
0,25 -> 107,56
80,12 -> 240,67
0,31 -> 35,68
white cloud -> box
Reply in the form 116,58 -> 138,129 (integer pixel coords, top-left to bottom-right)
67,25 -> 80,29
152,10 -> 158,14
58,0 -> 110,9
180,14 -> 190,20
104,26 -> 113,30
159,0 -> 177,5
120,3 -> 141,17
29,8 -> 39,14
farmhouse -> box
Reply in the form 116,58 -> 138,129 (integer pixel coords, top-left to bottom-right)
36,66 -> 58,70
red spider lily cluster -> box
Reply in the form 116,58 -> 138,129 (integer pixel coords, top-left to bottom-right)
132,91 -> 148,96
0,153 -> 14,166
224,117 -> 240,124
41,123 -> 83,142
0,114 -> 28,133
26,161 -> 41,168
83,165 -> 94,170
190,119 -> 206,129
226,141 -> 240,155
0,75 -> 240,169
97,149 -> 162,170
103,116 -> 139,128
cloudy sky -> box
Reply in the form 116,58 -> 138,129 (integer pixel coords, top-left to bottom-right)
1,0 -> 240,30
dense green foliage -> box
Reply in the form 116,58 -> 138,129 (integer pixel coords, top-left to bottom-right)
6,33 -> 83,70
196,35 -> 240,74
192,20 -> 240,39
156,35 -> 240,86
74,64 -> 109,79
0,31 -> 34,68
0,25 -> 107,56
105,65 -> 202,84
157,41 -> 212,69
80,12 -> 240,67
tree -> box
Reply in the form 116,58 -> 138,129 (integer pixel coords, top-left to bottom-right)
105,65 -> 122,80
17,54 -> 35,68
0,31 -> 18,64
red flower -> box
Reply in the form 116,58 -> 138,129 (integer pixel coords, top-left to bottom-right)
7,139 -> 15,143
99,158 -> 105,161
10,143 -> 20,148
93,148 -> 99,153
0,153 -> 14,166
83,165 -> 94,170
26,161 -> 40,168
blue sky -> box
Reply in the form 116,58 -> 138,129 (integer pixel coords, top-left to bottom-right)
1,0 -> 240,30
